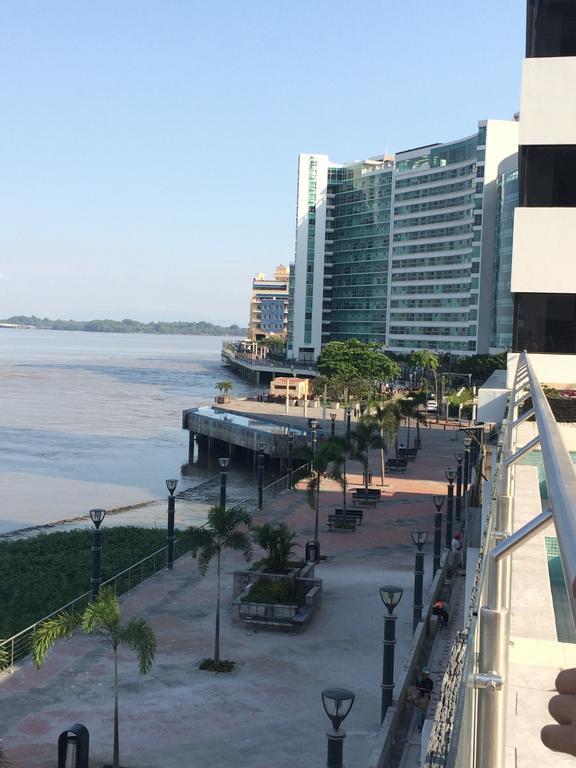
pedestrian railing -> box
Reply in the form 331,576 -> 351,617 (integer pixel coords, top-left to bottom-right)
425,351 -> 576,767
0,462 -> 308,676
0,536 -> 189,675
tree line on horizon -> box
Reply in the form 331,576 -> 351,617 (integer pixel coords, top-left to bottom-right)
1,315 -> 247,336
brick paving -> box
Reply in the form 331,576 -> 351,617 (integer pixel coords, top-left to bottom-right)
0,425 -> 464,768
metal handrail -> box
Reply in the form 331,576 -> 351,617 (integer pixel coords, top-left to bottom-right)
0,536 -> 189,674
524,354 -> 576,623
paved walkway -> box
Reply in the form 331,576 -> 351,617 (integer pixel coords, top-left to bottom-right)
0,427 -> 462,768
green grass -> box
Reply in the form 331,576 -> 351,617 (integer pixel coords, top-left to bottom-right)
0,527 -> 185,638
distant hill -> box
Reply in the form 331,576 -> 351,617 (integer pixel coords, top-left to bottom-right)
0,315 -> 247,336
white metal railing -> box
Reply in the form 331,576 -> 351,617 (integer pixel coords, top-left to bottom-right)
425,352 -> 576,767
0,537 -> 189,674
0,462 -> 308,675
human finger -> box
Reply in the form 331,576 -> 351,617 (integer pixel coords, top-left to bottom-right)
541,723 -> 576,756
556,668 -> 576,695
549,694 -> 576,726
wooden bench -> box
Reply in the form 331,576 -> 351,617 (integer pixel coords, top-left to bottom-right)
352,489 -> 381,507
398,447 -> 418,461
334,508 -> 363,525
327,514 -> 357,531
385,458 -> 408,473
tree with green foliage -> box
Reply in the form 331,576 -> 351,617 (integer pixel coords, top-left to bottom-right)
32,587 -> 156,768
0,315 -> 247,336
317,339 -> 400,383
322,436 -> 352,513
396,397 -> 427,450
452,352 -> 507,384
409,350 -> 440,418
348,419 -> 384,493
251,522 -> 297,573
186,506 -> 252,667
215,380 -> 233,396
367,401 -> 400,485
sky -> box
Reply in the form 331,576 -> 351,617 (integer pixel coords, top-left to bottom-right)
0,0 -> 526,326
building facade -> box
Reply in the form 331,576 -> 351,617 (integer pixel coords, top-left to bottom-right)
248,265 -> 290,342
287,122 -> 519,361
511,0 -> 576,353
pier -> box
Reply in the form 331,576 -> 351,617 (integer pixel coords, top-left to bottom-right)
221,342 -> 318,384
182,405 -> 309,468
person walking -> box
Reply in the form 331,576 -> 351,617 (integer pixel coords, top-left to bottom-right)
451,531 -> 462,573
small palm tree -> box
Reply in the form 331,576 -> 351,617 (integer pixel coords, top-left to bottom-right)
32,587 -> 156,768
323,436 -> 351,512
298,438 -> 346,540
186,506 -> 252,667
349,419 -> 383,493
215,380 -> 233,396
251,522 -> 297,573
367,401 -> 400,485
397,397 -> 427,451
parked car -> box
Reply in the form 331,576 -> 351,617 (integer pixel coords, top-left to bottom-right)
426,399 -> 438,413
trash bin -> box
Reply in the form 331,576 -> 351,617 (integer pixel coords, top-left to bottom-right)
305,539 -> 320,564
58,724 -> 89,768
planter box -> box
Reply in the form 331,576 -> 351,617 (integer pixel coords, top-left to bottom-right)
215,395 -> 231,404
232,564 -> 321,632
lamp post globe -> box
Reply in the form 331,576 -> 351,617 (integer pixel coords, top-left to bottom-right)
321,688 -> 355,768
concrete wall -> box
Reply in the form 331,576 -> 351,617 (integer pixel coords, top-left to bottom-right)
506,352 -> 576,388
511,208 -> 576,293
519,57 -> 576,145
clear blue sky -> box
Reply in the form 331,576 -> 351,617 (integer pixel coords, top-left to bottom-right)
0,0 -> 525,326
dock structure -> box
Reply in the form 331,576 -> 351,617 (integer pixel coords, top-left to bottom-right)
221,343 -> 318,384
182,406 -> 309,468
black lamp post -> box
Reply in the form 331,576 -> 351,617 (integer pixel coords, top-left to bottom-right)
90,508 -> 106,600
218,458 -> 229,509
321,688 -> 356,768
287,431 -> 294,487
330,411 -> 337,437
411,530 -> 428,633
445,468 -> 456,547
165,479 -> 178,569
310,420 -> 321,548
257,441 -> 265,511
432,495 -> 444,577
379,584 -> 403,723
345,406 -> 352,441
463,436 -> 472,490
454,453 -> 463,522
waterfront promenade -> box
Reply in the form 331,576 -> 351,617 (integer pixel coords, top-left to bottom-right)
0,427 -> 458,768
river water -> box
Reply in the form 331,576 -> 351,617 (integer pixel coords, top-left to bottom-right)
0,329 -> 261,535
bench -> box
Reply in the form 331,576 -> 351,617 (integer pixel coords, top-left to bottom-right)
385,458 -> 408,473
327,514 -> 357,531
352,489 -> 381,507
334,508 -> 363,525
398,447 -> 418,461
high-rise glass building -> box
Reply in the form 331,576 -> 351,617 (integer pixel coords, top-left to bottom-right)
287,121 -> 519,361
491,164 -> 518,351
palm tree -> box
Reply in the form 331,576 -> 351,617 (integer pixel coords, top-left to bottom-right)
367,401 -> 400,485
348,419 -> 383,493
32,587 -> 156,768
215,380 -> 233,396
186,506 -> 252,666
325,436 -> 352,512
251,522 -> 297,573
300,438 -> 346,540
396,397 -> 427,451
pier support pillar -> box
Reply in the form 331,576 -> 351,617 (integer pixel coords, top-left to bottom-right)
188,432 -> 195,462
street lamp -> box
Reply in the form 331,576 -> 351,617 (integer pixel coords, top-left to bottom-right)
330,411 -> 337,437
321,688 -> 356,768
345,406 -> 352,441
90,508 -> 106,600
379,585 -> 403,723
454,452 -> 463,523
310,421 -> 321,558
463,435 -> 472,489
218,458 -> 230,509
287,431 -> 294,487
411,530 -> 428,633
257,441 -> 266,511
432,495 -> 444,576
445,468 -> 456,548
165,479 -> 178,569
